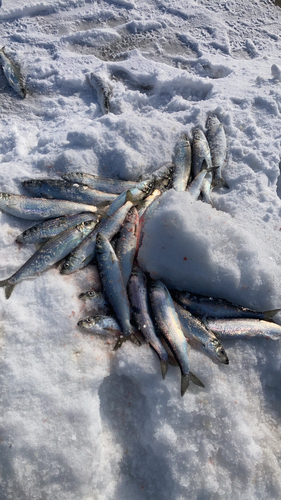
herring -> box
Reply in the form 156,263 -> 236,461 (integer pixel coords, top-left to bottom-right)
172,291 -> 280,321
115,207 -> 139,287
149,280 -> 204,396
16,212 -> 100,244
22,179 -> 117,205
0,193 -> 99,220
206,114 -> 229,188
0,220 -> 97,299
0,47 -> 26,98
173,134 -> 192,191
128,266 -> 169,379
205,318 -> 281,341
95,233 -> 140,350
88,73 -> 113,114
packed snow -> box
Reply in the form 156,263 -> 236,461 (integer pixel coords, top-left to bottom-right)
1,1 -> 281,499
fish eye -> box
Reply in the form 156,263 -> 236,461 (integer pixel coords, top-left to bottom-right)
64,262 -> 70,268
88,291 -> 94,297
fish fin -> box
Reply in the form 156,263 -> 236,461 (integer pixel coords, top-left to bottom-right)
181,374 -> 190,396
189,371 -> 205,388
160,360 -> 169,379
0,280 -> 15,300
213,177 -> 229,189
113,332 -> 141,350
125,190 -> 135,204
97,201 -> 110,210
0,46 -> 5,53
264,309 -> 281,320
96,209 -> 109,220
206,166 -> 219,173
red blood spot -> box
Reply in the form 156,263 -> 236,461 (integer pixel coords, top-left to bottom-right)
183,257 -> 187,261
162,247 -> 165,249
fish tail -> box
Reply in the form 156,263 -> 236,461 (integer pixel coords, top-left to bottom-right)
0,279 -> 15,299
113,332 -> 141,350
181,371 -> 205,396
264,309 -> 281,320
189,371 -> 205,388
181,374 -> 190,396
0,46 -> 5,53
212,176 -> 229,189
160,360 -> 169,380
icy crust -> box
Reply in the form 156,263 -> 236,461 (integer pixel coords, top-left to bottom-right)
138,190 -> 281,313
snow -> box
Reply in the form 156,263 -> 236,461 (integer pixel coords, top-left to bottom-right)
1,0 -> 281,499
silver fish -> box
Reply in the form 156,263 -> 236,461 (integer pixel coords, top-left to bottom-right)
95,233 -> 140,349
77,315 -> 120,335
22,179 -> 117,205
107,180 -> 155,217
172,291 -> 280,321
61,196 -> 133,274
149,280 -> 204,396
0,220 -> 97,299
16,212 -> 100,244
174,302 -> 229,364
88,73 -> 113,114
192,128 -> 212,177
173,134 -> 192,191
78,290 -> 110,315
0,46 -> 26,98
0,193 -> 98,220
128,266 -> 169,379
206,114 -> 229,188
115,207 -> 139,287
205,318 -> 281,340
61,172 -> 137,194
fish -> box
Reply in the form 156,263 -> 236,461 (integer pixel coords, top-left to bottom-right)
174,301 -> 229,364
205,318 -> 281,340
78,290 -> 110,315
128,266 -> 169,379
192,127 -> 213,204
172,291 -> 280,321
192,128 -> 212,177
206,114 -> 229,188
16,212 -> 100,244
88,73 -> 113,114
107,180 -> 155,217
61,195 -> 134,274
61,172 -> 137,194
0,220 -> 97,299
77,315 -> 120,335
173,134 -> 192,191
0,46 -> 26,98
149,280 -> 204,396
22,179 -> 117,205
115,207 -> 139,287
95,233 -> 140,350
0,193 -> 99,220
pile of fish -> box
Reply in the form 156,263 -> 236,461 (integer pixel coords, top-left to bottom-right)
1,50 -> 281,396
0,106 -> 281,396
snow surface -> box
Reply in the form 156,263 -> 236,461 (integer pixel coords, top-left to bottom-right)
1,0 -> 281,499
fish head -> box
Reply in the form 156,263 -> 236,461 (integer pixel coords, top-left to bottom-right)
77,316 -> 95,329
78,290 -> 97,300
208,339 -> 229,364
77,219 -> 97,234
